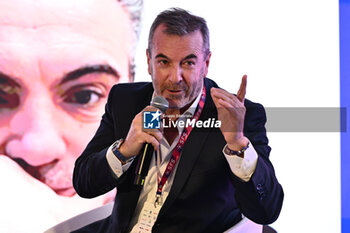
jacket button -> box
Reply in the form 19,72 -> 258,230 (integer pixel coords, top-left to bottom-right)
256,183 -> 263,190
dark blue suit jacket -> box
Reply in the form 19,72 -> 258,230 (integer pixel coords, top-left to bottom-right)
73,78 -> 284,233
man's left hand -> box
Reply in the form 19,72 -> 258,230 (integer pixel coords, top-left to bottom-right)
210,75 -> 249,151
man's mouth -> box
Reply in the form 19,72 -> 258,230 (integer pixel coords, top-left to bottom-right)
167,89 -> 183,93
54,186 -> 76,196
13,157 -> 76,197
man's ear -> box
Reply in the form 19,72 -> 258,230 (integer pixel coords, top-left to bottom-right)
146,49 -> 151,75
203,51 -> 212,77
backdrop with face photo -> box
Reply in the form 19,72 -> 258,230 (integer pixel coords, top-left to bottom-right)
0,0 -> 135,232
0,0 -> 343,232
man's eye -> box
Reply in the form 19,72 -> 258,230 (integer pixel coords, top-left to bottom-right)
62,85 -> 104,106
0,85 -> 20,109
64,90 -> 99,105
183,61 -> 195,66
158,60 -> 168,65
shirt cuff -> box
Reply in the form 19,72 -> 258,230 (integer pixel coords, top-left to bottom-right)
222,140 -> 258,182
106,144 -> 133,178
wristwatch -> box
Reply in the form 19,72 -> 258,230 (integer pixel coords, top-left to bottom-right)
224,142 -> 250,158
112,139 -> 134,163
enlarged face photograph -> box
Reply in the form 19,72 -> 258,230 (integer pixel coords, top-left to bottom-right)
0,0 -> 137,231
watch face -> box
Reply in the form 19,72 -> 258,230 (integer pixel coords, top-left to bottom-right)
114,139 -> 124,149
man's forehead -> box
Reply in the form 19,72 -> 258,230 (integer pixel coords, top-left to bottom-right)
151,26 -> 204,59
0,0 -> 129,30
0,0 -> 134,84
155,53 -> 198,61
0,0 -> 133,54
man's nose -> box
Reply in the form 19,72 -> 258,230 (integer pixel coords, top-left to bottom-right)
168,66 -> 183,83
5,94 -> 66,166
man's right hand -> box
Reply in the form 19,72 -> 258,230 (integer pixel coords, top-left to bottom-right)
119,106 -> 163,158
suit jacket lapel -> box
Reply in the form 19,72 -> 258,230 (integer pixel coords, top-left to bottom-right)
157,80 -> 218,218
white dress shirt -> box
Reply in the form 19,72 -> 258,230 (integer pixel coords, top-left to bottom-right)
106,86 -> 258,231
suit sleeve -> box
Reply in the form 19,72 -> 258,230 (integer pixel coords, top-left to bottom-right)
231,102 -> 284,224
73,85 -> 120,198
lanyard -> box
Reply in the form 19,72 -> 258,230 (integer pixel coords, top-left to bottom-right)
154,85 -> 206,207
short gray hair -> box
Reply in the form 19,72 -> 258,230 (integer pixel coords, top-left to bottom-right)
148,8 -> 210,58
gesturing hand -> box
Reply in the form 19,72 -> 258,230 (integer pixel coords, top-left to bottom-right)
210,75 -> 249,151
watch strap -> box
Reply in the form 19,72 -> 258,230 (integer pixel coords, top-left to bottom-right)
112,139 -> 134,163
224,142 -> 250,158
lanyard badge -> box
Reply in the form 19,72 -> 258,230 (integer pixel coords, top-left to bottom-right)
154,86 -> 206,207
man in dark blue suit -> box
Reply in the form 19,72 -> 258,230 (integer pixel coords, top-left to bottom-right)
73,8 -> 283,233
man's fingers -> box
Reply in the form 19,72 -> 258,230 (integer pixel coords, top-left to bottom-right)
211,87 -> 243,108
211,87 -> 233,98
211,89 -> 234,106
143,105 -> 160,112
210,74 -> 247,103
210,88 -> 225,110
237,75 -> 247,102
147,130 -> 163,145
143,133 -> 160,151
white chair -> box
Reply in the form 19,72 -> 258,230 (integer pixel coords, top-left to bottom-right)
44,202 -> 114,233
224,216 -> 263,233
